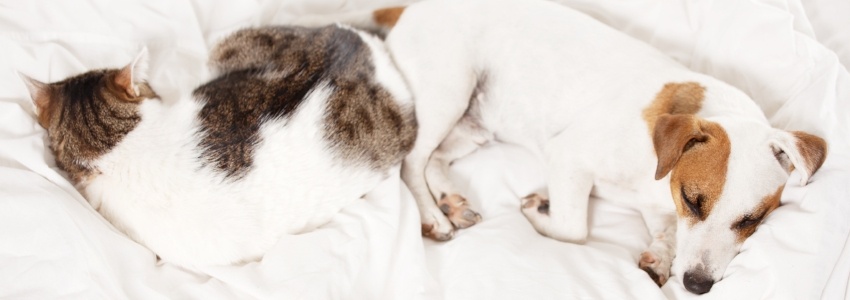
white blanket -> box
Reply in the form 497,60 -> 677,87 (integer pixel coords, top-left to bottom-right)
1,0 -> 847,299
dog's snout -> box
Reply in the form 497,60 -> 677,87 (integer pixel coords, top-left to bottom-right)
683,270 -> 714,294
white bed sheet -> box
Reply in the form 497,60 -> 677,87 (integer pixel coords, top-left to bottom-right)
801,0 -> 850,71
1,0 -> 848,299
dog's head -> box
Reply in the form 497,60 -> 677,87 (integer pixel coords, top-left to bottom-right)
649,84 -> 827,294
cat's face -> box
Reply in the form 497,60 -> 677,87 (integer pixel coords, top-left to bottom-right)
21,48 -> 157,183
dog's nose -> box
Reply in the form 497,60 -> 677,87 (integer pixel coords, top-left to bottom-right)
683,271 -> 714,294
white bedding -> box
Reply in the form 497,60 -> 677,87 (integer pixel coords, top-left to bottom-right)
1,0 -> 847,299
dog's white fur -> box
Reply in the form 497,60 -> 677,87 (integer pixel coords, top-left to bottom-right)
33,26 -> 411,267
296,0 -> 827,293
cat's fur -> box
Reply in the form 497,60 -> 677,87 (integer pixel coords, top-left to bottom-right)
21,24 -> 415,267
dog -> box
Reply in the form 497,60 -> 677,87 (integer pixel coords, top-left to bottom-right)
295,0 -> 828,294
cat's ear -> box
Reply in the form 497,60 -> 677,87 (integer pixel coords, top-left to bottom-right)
115,47 -> 149,99
18,72 -> 49,116
18,72 -> 55,128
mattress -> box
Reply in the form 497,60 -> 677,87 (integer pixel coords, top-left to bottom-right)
1,0 -> 847,299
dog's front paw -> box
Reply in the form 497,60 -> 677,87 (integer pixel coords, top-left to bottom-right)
639,250 -> 672,286
437,193 -> 481,229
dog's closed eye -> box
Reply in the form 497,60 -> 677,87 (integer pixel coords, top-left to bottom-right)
731,197 -> 778,242
680,186 -> 704,219
733,214 -> 764,231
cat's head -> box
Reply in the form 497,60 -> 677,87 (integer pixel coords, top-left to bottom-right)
20,48 -> 157,183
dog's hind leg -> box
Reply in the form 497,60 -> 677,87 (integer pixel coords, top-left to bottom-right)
638,209 -> 676,286
403,113 -> 472,240
388,10 -> 484,241
521,133 -> 593,243
400,75 -> 479,241
425,115 -> 491,229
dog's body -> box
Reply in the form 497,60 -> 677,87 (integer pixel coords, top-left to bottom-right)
297,0 -> 827,294
23,25 -> 415,267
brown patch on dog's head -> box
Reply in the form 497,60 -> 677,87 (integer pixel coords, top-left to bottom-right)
732,185 -> 783,243
645,82 -> 723,225
643,82 -> 706,134
373,7 -> 406,28
653,114 -> 730,225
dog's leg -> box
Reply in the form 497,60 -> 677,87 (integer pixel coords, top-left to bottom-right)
520,177 -> 593,243
521,136 -> 594,243
390,30 -> 481,240
404,152 -> 455,241
400,81 -> 477,241
404,147 -> 456,241
638,210 -> 676,286
425,118 -> 490,229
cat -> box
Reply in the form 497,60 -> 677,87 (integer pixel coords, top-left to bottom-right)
20,24 -> 416,267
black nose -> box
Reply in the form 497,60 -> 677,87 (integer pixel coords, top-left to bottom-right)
683,271 -> 714,294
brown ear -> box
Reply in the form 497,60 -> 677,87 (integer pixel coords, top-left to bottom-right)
652,114 -> 707,180
771,131 -> 827,185
115,47 -> 149,100
18,72 -> 54,128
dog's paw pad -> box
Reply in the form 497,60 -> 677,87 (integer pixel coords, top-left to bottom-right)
438,194 -> 482,229
639,251 -> 669,286
521,193 -> 549,215
455,209 -> 481,229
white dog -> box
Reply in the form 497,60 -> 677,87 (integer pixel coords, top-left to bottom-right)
296,0 -> 827,294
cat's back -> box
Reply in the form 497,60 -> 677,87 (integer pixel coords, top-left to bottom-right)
198,24 -> 416,178
88,24 -> 415,266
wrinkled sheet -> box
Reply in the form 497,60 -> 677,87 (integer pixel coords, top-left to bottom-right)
1,0 -> 848,299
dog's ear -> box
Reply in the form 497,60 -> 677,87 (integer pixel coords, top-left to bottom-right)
652,114 -> 708,180
770,130 -> 827,186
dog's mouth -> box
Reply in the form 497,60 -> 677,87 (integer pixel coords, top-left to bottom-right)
673,243 -> 733,295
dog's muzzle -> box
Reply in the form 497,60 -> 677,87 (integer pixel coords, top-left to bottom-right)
683,270 -> 714,294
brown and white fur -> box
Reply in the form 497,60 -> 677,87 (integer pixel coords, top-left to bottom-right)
294,0 -> 828,294
19,24 -> 415,268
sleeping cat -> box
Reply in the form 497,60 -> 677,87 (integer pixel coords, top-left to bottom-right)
20,24 -> 416,267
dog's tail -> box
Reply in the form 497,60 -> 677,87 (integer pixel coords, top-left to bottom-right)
289,6 -> 406,35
